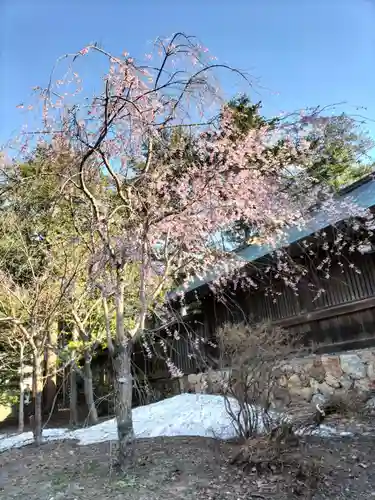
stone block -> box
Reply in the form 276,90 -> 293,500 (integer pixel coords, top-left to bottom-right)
187,373 -> 201,385
365,396 -> 375,411
309,360 -> 326,383
325,373 -> 341,389
288,373 -> 303,388
317,382 -> 336,397
339,375 -> 353,390
367,362 -> 375,380
281,364 -> 293,375
331,388 -> 350,401
288,359 -> 306,374
278,375 -> 288,388
289,386 -> 313,402
301,387 -> 314,401
301,358 -> 317,372
354,378 -> 373,394
219,368 -> 232,379
340,354 -> 366,379
178,376 -> 188,392
321,355 -> 343,379
309,378 -> 320,393
187,373 -> 204,393
206,371 -> 227,394
272,387 -> 291,408
299,372 -> 311,387
357,349 -> 375,364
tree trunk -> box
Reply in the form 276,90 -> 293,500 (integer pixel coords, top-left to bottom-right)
32,352 -> 43,445
69,325 -> 79,425
83,350 -> 98,424
18,344 -> 25,433
113,340 -> 134,464
44,324 -> 58,414
112,272 -> 135,465
69,365 -> 78,425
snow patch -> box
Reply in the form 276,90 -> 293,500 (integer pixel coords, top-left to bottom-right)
0,393 -> 352,453
0,427 -> 70,452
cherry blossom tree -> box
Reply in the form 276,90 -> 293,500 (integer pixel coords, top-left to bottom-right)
11,33 -> 375,463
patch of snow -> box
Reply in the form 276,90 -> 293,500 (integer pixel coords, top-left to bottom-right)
69,394 -> 239,446
300,424 -> 352,438
0,432 -> 34,452
43,428 -> 71,440
0,394 -> 352,453
134,393 -> 237,440
365,396 -> 375,410
0,427 -> 70,453
69,418 -> 117,446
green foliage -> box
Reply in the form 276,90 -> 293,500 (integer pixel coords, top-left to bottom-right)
0,146 -> 87,394
0,343 -> 20,408
334,163 -> 373,188
305,114 -> 374,190
0,145 -> 75,286
0,390 -> 18,407
227,94 -> 279,136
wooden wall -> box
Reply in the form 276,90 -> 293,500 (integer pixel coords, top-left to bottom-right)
196,248 -> 375,356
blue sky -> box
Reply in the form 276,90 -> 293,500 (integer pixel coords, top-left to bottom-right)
1,0 -> 375,152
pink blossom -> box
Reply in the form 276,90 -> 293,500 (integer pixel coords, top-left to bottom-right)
19,33 -> 375,321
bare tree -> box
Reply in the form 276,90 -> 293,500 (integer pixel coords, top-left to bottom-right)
0,222 -> 73,444
0,327 -> 28,432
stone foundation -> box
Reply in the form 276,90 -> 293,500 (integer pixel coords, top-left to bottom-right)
154,347 -> 375,409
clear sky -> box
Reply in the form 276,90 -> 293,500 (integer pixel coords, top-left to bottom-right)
1,0 -> 375,149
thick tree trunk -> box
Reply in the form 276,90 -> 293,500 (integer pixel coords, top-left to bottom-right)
112,271 -> 134,465
113,340 -> 134,464
18,344 -> 25,433
69,365 -> 78,425
32,352 -> 43,445
44,325 -> 58,413
83,350 -> 98,424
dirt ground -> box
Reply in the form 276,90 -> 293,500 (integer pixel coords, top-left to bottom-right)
1,433 -> 375,500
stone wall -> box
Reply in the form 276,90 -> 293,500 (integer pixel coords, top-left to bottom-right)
155,348 -> 375,409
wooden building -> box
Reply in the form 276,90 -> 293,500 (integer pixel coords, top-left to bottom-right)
157,173 -> 375,378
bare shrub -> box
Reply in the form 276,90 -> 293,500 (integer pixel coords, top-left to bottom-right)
219,324 -> 373,497
216,321 -> 300,439
230,422 -> 323,499
324,390 -> 369,416
309,390 -> 372,428
230,407 -> 334,498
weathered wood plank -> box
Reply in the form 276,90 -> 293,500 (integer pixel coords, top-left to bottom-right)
274,296 -> 375,329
